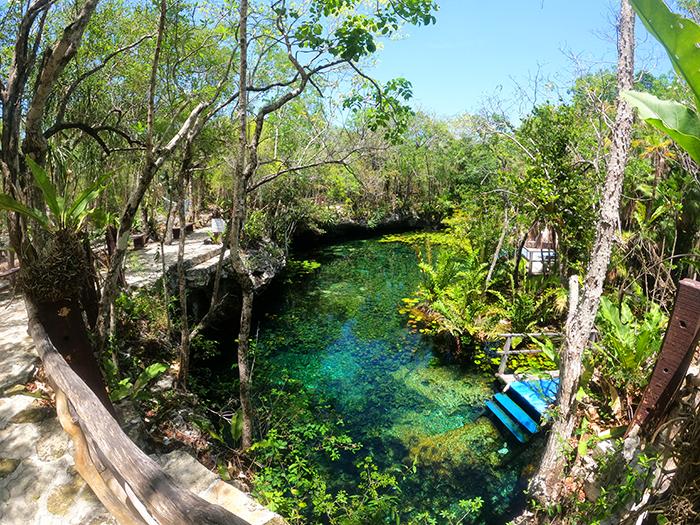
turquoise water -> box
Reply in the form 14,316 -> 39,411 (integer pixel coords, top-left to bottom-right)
257,238 -> 534,523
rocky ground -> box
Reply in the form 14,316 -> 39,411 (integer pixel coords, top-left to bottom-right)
0,284 -> 116,524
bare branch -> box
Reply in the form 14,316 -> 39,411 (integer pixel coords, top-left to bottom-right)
43,122 -> 146,153
54,33 -> 154,125
43,122 -> 110,153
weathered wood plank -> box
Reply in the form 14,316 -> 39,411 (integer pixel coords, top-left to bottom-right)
55,388 -> 147,525
26,297 -> 249,525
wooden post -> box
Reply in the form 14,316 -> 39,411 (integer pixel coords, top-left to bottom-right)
627,279 -> 700,438
498,336 -> 513,375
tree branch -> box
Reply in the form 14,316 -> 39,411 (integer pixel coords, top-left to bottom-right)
43,122 -> 110,153
248,158 -> 353,192
23,0 -> 100,167
54,33 -> 154,125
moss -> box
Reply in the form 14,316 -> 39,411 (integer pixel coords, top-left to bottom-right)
3,384 -> 26,396
0,457 -> 21,479
9,406 -> 53,424
46,474 -> 84,516
399,418 -> 501,474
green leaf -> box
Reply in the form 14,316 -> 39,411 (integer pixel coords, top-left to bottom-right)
629,0 -> 700,109
231,409 -> 243,442
530,336 -> 560,367
68,172 -> 111,229
131,363 -> 167,397
198,419 -> 225,444
0,194 -> 52,230
109,381 -> 132,402
621,90 -> 700,164
86,207 -> 108,230
26,157 -> 63,223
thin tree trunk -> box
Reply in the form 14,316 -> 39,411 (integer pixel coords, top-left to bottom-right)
109,301 -> 119,378
513,232 -> 528,287
93,0 -> 210,355
176,145 -> 192,389
528,0 -> 635,505
236,290 -> 255,449
189,214 -> 233,341
161,195 -> 174,336
94,0 -> 166,356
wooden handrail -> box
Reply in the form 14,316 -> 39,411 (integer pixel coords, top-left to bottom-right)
26,298 -> 248,525
494,332 -> 563,375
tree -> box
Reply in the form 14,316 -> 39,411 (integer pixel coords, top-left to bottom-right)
92,0 -> 242,367
515,102 -> 603,275
528,0 -> 636,504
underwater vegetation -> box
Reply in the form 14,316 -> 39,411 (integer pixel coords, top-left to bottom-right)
255,238 -> 538,523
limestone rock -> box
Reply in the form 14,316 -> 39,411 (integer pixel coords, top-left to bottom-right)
0,457 -> 21,479
156,450 -> 289,525
0,295 -> 39,392
36,417 -> 71,462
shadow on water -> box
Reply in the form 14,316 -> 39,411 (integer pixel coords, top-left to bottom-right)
253,238 -> 538,523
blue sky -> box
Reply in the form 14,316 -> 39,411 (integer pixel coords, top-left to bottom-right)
370,0 -> 673,120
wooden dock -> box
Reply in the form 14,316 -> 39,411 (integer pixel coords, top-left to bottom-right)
482,333 -> 563,442
486,374 -> 559,443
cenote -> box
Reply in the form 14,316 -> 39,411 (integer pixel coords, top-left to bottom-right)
227,236 -> 542,523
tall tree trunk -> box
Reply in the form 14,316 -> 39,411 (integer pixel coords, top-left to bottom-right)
0,0 -> 114,411
236,289 -> 255,449
232,0 -> 256,450
485,197 -> 509,290
93,0 -> 166,355
528,0 -> 635,504
92,0 -> 210,356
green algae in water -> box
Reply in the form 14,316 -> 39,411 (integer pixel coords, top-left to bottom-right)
257,239 -> 533,523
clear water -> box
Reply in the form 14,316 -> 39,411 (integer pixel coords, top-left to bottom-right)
257,238 -> 535,523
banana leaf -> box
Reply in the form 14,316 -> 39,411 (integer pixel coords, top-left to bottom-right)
621,90 -> 700,164
629,0 -> 700,109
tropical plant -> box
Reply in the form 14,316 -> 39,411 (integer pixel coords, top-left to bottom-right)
411,241 -> 492,349
105,362 -> 168,402
593,295 -> 667,401
414,244 -> 460,303
596,296 -> 666,371
0,157 -> 109,232
408,497 -> 483,525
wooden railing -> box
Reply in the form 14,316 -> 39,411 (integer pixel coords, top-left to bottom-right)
494,331 -> 600,375
26,298 -> 249,525
494,332 -> 563,375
